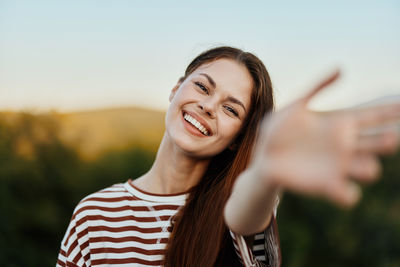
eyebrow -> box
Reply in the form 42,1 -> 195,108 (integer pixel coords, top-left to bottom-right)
227,96 -> 247,113
199,73 -> 247,113
199,73 -> 216,88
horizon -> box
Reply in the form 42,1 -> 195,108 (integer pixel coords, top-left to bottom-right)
1,93 -> 400,115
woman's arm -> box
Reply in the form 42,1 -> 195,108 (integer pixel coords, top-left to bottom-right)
224,71 -> 400,236
224,164 -> 280,236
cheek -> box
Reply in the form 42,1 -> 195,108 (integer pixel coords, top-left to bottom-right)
164,102 -> 182,134
174,84 -> 193,98
219,119 -> 243,143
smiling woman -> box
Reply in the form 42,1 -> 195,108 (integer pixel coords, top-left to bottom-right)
56,46 -> 400,267
166,58 -> 253,158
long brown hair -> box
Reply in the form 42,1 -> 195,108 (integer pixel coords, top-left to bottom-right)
164,46 -> 278,266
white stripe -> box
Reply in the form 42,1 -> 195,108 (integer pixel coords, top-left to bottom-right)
82,249 -> 92,266
99,188 -> 126,193
255,255 -> 266,261
78,200 -> 133,209
68,245 -> 81,263
77,231 -> 90,256
57,253 -> 66,264
83,218 -> 172,229
91,251 -> 164,261
229,230 -> 257,267
252,244 -> 264,251
64,223 -> 79,248
90,241 -> 167,250
103,184 -> 125,190
88,229 -> 171,240
75,208 -> 178,218
76,256 -> 86,267
80,199 -> 182,209
254,233 -> 264,240
83,191 -> 133,199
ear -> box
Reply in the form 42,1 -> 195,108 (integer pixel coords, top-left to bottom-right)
169,77 -> 184,102
169,84 -> 179,102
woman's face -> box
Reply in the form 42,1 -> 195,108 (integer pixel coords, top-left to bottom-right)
165,58 -> 253,158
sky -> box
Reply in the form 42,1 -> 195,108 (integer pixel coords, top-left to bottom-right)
0,0 -> 399,112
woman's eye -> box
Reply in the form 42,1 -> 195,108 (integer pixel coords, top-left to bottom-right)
224,106 -> 238,117
195,82 -> 209,94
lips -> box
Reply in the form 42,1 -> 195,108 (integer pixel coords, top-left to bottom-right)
182,111 -> 212,136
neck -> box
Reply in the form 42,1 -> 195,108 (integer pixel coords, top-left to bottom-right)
133,133 -> 210,194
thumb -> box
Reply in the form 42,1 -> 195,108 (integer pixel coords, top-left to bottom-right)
301,70 -> 341,105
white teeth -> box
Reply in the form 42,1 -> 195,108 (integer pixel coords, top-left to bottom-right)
183,113 -> 209,136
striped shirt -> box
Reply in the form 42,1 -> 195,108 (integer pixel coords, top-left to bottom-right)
57,180 -> 269,267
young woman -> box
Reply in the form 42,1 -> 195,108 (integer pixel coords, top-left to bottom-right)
57,46 -> 400,267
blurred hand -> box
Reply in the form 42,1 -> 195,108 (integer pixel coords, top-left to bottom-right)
254,71 -> 400,207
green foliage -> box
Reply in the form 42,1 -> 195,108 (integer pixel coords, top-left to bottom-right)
0,114 -> 80,266
278,153 -> 400,267
0,114 -> 155,266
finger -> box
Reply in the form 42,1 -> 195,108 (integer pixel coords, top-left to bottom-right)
357,127 -> 399,154
348,153 -> 381,182
302,70 -> 341,104
323,178 -> 362,208
354,103 -> 400,128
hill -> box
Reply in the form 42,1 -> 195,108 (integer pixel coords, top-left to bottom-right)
0,107 -> 166,160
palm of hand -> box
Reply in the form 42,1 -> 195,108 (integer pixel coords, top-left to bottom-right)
256,71 -> 400,207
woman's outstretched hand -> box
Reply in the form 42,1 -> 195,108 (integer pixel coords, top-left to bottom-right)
225,72 -> 399,235
255,70 -> 400,207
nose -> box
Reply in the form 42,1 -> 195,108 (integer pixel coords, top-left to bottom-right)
198,99 -> 216,119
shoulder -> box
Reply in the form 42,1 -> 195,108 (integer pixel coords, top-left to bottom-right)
60,182 -> 131,247
58,182 -> 133,265
71,182 -> 132,221
79,182 -> 129,204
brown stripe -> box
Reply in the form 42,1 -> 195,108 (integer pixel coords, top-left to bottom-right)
59,248 -> 67,257
75,204 -> 181,215
80,239 -> 89,252
230,233 -> 245,264
77,227 -> 89,241
57,259 -> 66,267
64,223 -> 76,246
90,235 -> 169,245
66,261 -> 79,267
67,239 -> 79,256
83,251 -> 90,263
82,196 -> 134,203
87,225 -> 166,234
72,242 -> 82,264
77,214 -> 172,225
91,246 -> 165,256
92,257 -> 163,266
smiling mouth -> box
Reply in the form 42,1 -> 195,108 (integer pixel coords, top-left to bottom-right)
183,113 -> 210,136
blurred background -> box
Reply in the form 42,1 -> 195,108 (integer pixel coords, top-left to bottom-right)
0,0 -> 399,266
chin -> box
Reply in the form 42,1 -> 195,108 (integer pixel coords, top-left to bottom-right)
173,138 -> 221,159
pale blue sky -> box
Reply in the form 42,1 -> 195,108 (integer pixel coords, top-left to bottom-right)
0,0 -> 399,112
